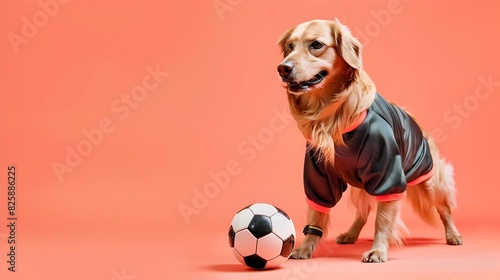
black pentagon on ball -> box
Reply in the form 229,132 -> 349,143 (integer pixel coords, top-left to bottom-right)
228,225 -> 235,248
248,215 -> 272,238
244,254 -> 267,269
281,234 -> 295,257
274,206 -> 290,219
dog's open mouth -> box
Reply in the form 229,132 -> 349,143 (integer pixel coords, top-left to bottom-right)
288,70 -> 328,92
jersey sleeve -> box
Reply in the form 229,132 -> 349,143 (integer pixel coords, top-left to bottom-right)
356,121 -> 407,201
303,144 -> 347,212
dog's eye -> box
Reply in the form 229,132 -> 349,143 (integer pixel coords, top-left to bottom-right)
288,43 -> 294,51
310,41 -> 324,50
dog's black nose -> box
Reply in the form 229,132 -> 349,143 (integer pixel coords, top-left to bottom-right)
277,62 -> 293,78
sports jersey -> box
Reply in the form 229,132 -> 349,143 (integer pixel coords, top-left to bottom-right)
304,93 -> 434,213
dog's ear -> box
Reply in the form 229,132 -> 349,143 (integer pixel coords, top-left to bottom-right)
331,19 -> 362,69
278,27 -> 294,56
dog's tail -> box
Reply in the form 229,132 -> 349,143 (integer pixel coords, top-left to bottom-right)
407,129 -> 458,228
437,159 -> 458,210
406,184 -> 441,228
406,159 -> 456,228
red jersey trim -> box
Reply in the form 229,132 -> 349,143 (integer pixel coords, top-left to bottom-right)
376,192 -> 406,202
306,198 -> 331,213
408,168 -> 434,186
375,168 -> 434,202
343,110 -> 368,134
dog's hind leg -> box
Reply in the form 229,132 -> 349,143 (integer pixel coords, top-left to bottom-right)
337,187 -> 375,244
433,159 -> 463,245
427,135 -> 463,245
408,162 -> 463,246
436,201 -> 463,245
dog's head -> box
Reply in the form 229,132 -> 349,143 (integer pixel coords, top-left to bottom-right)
277,19 -> 362,95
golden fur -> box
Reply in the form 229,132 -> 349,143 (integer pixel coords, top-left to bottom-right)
277,19 -> 462,262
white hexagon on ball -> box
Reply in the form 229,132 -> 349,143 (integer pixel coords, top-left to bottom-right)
271,213 -> 295,240
231,208 -> 254,232
234,229 -> 257,257
256,233 -> 284,260
249,203 -> 278,216
231,247 -> 244,264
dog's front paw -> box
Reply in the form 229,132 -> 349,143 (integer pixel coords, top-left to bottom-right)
361,249 -> 387,263
289,235 -> 320,259
336,232 -> 358,244
290,246 -> 314,259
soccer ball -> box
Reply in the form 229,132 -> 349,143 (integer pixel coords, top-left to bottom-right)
228,203 -> 296,269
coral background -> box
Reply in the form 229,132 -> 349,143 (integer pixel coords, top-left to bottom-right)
1,0 -> 499,279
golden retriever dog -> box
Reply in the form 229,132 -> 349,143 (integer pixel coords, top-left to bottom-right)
276,19 -> 462,262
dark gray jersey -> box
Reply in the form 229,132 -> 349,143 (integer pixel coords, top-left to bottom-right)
304,93 -> 434,213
